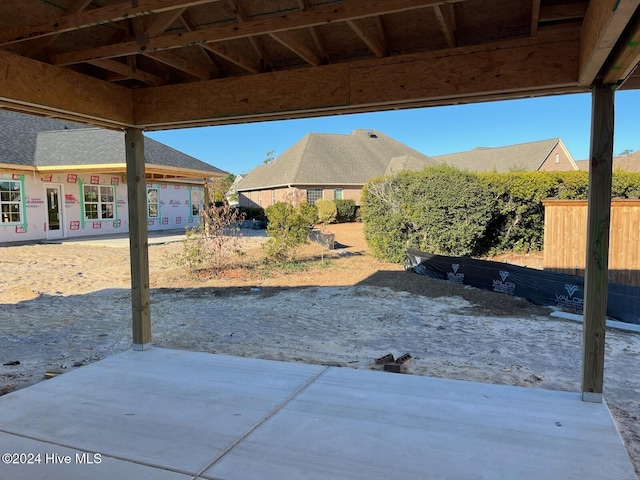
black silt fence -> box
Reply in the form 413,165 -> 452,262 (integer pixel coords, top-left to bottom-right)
405,248 -> 640,325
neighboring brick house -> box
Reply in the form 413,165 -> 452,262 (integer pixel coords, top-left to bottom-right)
433,138 -> 578,172
236,129 -> 438,208
0,110 -> 226,243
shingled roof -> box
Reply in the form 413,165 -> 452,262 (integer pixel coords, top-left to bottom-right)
575,151 -> 640,172
236,129 -> 437,191
433,138 -> 571,172
0,110 -> 225,176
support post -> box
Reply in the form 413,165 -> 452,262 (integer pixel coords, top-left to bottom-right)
125,127 -> 152,351
203,178 -> 211,234
581,84 -> 614,402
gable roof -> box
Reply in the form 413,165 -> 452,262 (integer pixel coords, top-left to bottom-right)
575,152 -> 640,172
237,129 -> 437,191
0,110 -> 225,177
432,138 -> 566,172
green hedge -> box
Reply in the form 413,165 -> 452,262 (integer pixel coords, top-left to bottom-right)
361,167 -> 640,263
335,199 -> 356,222
361,166 -> 494,262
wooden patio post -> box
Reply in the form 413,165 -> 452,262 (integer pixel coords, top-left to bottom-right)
125,127 -> 152,350
581,84 -> 614,402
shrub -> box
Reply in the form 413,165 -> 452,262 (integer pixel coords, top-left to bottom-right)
478,171 -> 590,252
315,199 -> 337,226
170,204 -> 245,275
362,166 -> 494,262
335,199 -> 356,222
264,202 -> 311,263
298,202 -> 318,227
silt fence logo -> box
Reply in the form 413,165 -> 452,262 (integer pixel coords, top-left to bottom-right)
555,283 -> 584,312
447,263 -> 464,284
493,270 -> 516,295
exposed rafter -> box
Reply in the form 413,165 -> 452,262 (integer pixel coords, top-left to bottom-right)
144,8 -> 188,38
434,4 -> 456,48
26,0 -> 94,56
178,6 -> 259,74
347,18 -> 389,57
144,50 -> 214,80
52,0 -> 463,66
227,0 -> 273,71
270,31 -> 322,65
87,59 -> 163,86
531,0 -> 541,36
540,2 -> 588,22
0,0 -> 223,46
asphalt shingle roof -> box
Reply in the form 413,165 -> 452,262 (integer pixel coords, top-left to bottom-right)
433,138 -> 562,172
237,129 -> 437,190
0,110 -> 224,175
575,152 -> 640,172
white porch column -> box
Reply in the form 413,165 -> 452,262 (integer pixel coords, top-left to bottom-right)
125,127 -> 151,350
581,84 -> 615,402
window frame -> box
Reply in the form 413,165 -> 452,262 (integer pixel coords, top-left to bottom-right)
333,188 -> 343,200
83,184 -> 115,221
306,188 -> 323,205
190,187 -> 202,217
0,179 -> 23,225
147,186 -> 159,218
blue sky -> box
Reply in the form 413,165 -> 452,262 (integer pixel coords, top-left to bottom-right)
147,90 -> 640,176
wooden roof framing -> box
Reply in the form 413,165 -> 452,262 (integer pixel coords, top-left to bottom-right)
0,0 -> 637,130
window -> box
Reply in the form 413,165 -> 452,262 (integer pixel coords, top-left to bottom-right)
190,188 -> 202,216
334,188 -> 343,200
271,189 -> 276,205
306,188 -> 323,205
147,187 -> 159,218
84,185 -> 114,220
0,180 -> 22,224
258,191 -> 262,207
554,153 -> 560,164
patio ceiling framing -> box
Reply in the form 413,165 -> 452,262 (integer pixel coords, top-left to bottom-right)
1,0 -> 640,402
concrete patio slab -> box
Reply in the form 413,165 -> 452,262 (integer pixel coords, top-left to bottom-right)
0,348 -> 636,480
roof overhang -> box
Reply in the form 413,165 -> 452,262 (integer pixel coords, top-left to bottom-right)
7,163 -> 224,180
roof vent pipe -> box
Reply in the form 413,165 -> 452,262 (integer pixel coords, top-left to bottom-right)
368,131 -> 378,138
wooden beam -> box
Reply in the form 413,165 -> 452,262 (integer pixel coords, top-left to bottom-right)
144,50 -> 214,79
350,33 -> 580,106
579,0 -> 640,86
26,0 -> 94,56
531,0 -> 541,36
0,0 -> 222,46
581,84 -> 615,403
539,2 -> 588,22
53,0 -> 465,66
434,4 -> 456,48
270,31 -> 322,65
179,13 -> 224,76
0,49 -> 133,128
125,127 -> 152,351
603,14 -> 640,84
309,26 -> 330,63
145,8 -> 188,38
347,18 -> 389,57
133,33 -> 583,128
226,0 -> 273,70
87,58 -> 163,85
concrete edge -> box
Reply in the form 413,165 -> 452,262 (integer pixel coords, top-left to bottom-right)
550,311 -> 640,334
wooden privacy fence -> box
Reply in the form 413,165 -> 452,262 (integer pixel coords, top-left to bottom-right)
543,199 -> 640,287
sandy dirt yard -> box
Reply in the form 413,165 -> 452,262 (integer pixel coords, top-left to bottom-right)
1,223 -> 639,477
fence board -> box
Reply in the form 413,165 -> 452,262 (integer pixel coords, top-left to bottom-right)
543,199 -> 640,286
